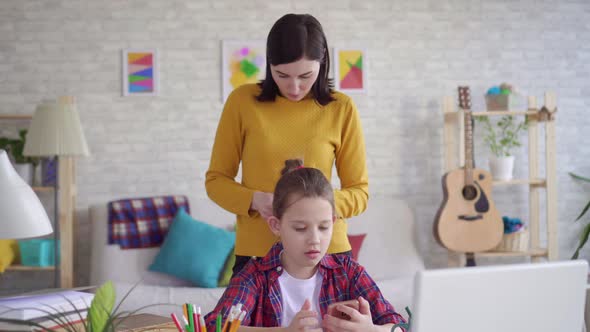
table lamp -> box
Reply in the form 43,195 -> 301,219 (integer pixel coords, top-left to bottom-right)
0,149 -> 53,239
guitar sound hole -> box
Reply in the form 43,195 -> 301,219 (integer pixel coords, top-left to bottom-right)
462,185 -> 477,200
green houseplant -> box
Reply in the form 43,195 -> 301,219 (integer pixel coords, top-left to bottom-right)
477,115 -> 528,180
0,281 -> 165,332
0,129 -> 39,165
0,129 -> 40,184
570,172 -> 590,259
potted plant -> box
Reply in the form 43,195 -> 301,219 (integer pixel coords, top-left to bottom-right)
0,281 -> 168,331
0,129 -> 40,185
477,115 -> 528,180
570,172 -> 590,259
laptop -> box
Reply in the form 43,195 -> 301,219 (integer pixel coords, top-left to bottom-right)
411,260 -> 588,332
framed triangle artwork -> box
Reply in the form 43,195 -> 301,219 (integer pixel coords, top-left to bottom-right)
122,49 -> 159,97
333,48 -> 367,94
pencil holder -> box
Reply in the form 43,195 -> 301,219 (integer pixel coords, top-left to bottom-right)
495,229 -> 529,252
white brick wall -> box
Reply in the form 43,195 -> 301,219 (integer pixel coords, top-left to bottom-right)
0,0 -> 589,288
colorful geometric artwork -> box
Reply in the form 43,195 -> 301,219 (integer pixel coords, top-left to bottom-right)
334,48 -> 367,93
122,49 -> 159,96
222,40 -> 266,102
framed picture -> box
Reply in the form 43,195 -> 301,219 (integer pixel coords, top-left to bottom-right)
221,40 -> 266,102
333,48 -> 367,93
122,49 -> 159,96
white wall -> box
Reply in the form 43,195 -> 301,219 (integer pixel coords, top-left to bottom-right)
0,0 -> 589,287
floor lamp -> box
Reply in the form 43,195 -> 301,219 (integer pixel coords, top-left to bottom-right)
23,97 -> 90,288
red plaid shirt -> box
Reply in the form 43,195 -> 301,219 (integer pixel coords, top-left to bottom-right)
205,242 -> 406,330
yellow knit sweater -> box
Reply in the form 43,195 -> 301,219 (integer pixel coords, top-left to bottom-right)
205,84 -> 368,257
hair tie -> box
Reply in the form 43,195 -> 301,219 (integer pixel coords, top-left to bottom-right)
295,165 -> 305,170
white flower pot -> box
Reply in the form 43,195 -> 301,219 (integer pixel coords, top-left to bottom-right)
489,156 -> 515,181
14,163 -> 34,185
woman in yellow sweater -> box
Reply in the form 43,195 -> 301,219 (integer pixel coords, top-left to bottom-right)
206,13 -> 368,274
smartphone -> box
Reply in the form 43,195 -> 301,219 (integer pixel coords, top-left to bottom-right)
326,299 -> 360,320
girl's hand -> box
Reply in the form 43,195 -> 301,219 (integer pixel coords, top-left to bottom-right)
251,191 -> 273,220
285,299 -> 322,332
322,296 -> 375,332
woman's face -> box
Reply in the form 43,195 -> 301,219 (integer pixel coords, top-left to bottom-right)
270,57 -> 320,102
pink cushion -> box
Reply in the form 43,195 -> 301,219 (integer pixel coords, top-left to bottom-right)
347,233 -> 367,261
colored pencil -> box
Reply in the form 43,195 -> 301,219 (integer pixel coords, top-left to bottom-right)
199,307 -> 206,332
222,311 -> 233,332
171,313 -> 184,332
216,314 -> 222,332
188,303 -> 195,332
229,311 -> 246,332
193,311 -> 201,332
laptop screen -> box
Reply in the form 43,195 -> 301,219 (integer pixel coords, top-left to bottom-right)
411,260 -> 588,332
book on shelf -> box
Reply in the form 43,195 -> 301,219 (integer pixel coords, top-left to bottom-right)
0,290 -> 94,320
0,310 -> 87,331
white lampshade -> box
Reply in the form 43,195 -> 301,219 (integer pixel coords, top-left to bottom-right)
0,150 -> 53,239
23,97 -> 90,157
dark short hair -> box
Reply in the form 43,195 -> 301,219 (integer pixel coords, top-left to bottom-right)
257,14 -> 335,106
273,159 -> 335,219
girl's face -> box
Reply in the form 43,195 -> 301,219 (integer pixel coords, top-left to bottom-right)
270,58 -> 320,102
268,196 -> 334,279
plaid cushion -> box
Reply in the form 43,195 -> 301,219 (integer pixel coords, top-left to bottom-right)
107,195 -> 190,249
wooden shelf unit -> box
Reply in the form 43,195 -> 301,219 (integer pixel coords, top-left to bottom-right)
5,265 -> 55,271
442,92 -> 558,266
32,186 -> 55,192
0,113 -> 74,288
0,114 -> 33,120
492,178 -> 546,187
475,248 -> 548,258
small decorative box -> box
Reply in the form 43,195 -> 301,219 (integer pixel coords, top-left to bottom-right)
485,94 -> 510,111
495,229 -> 529,252
18,239 -> 60,267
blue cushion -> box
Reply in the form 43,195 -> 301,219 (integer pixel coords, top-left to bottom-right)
149,208 -> 235,288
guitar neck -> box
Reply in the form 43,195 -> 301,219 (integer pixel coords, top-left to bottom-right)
463,109 -> 474,185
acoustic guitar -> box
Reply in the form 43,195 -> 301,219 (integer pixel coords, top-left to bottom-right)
434,86 -> 503,255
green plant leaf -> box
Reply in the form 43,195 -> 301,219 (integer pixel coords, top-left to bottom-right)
107,303 -> 176,332
0,303 -> 88,332
572,221 -> 590,259
0,317 -> 56,332
569,172 -> 590,222
89,281 -> 116,332
36,302 -> 82,332
0,130 -> 39,165
103,279 -> 147,332
570,172 -> 590,183
479,115 -> 526,157
575,200 -> 590,222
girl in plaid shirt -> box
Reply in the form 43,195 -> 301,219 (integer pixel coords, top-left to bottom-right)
205,159 -> 406,331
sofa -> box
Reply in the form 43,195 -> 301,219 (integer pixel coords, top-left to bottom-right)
89,196 -> 424,319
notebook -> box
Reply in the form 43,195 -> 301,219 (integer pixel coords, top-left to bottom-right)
0,310 -> 87,331
411,260 -> 588,332
0,290 -> 94,320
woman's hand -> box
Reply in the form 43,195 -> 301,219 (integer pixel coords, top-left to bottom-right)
285,299 -> 322,332
322,296 -> 376,332
251,191 -> 274,220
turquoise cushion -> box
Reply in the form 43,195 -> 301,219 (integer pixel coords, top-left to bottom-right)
149,208 -> 235,288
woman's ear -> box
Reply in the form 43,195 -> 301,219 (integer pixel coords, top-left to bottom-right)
332,215 -> 336,223
267,216 -> 281,236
